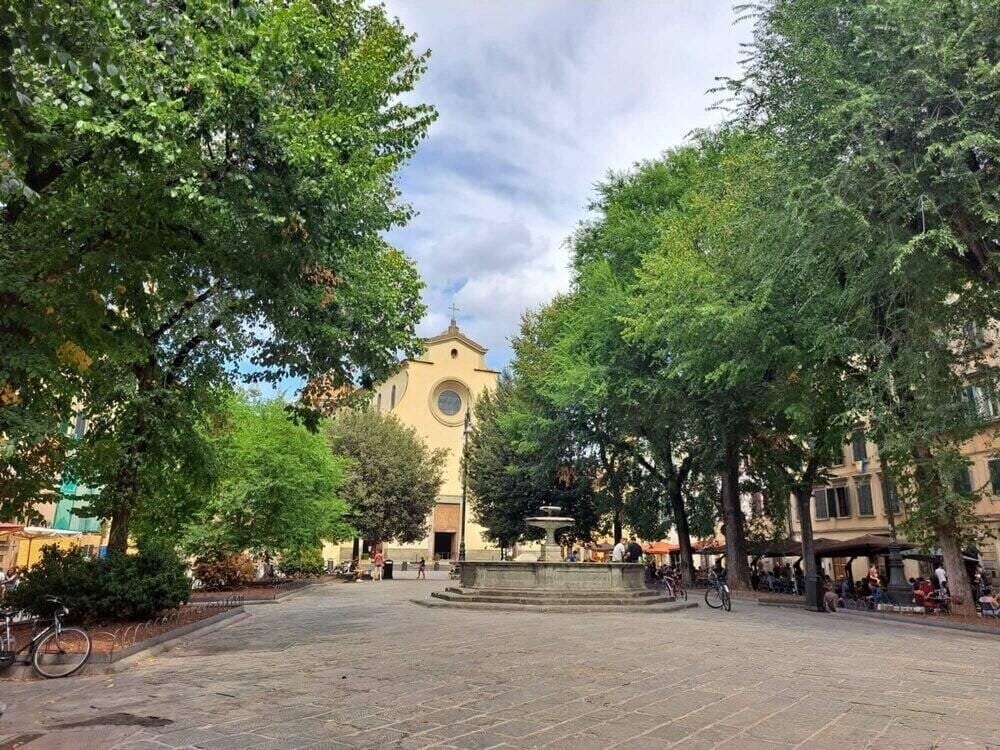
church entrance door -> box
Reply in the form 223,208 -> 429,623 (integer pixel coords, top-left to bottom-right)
434,532 -> 455,561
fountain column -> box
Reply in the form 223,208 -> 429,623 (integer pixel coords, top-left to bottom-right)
524,506 -> 574,562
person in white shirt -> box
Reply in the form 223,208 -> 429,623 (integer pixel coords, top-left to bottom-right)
611,540 -> 626,563
934,563 -> 948,591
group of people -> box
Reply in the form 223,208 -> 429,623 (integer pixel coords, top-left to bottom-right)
0,566 -> 21,599
610,536 -> 644,563
752,560 -> 804,594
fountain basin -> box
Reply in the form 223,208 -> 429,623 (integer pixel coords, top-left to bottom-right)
459,560 -> 647,592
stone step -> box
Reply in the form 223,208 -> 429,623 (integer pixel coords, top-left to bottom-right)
431,591 -> 677,606
444,587 -> 662,600
414,598 -> 698,614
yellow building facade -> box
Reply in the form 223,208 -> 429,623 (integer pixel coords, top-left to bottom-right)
325,317 -> 500,563
790,427 -> 1000,584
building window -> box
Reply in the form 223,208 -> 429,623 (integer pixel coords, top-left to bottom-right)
813,489 -> 829,520
964,320 -> 988,348
964,384 -> 999,420
851,430 -> 868,462
437,389 -> 462,416
857,481 -> 874,516
390,385 -> 396,409
829,448 -> 844,467
377,393 -> 382,412
952,466 -> 973,495
814,486 -> 850,519
882,476 -> 900,515
450,348 -> 458,359
72,413 -> 87,439
990,459 -> 1000,495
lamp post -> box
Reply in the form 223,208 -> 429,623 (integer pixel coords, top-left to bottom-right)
882,474 -> 912,604
458,408 -> 472,562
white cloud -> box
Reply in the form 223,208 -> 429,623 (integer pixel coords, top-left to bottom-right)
384,1 -> 751,368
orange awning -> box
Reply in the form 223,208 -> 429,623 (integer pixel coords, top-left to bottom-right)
643,542 -> 679,555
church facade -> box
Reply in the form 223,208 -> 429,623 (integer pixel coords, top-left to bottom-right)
325,317 -> 501,564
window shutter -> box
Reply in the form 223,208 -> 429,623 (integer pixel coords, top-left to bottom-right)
851,431 -> 868,462
882,476 -> 899,514
814,489 -> 829,520
836,486 -> 850,517
857,482 -> 873,516
990,459 -> 1000,495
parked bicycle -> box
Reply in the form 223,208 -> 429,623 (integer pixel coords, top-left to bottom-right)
659,565 -> 688,602
1,596 -> 92,678
704,570 -> 732,612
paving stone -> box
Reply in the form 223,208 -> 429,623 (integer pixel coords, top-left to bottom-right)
0,582 -> 998,749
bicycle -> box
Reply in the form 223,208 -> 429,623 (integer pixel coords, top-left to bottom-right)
704,570 -> 732,612
659,566 -> 688,601
1,596 -> 92,678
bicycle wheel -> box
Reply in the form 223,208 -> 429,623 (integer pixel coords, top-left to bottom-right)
662,579 -> 675,599
722,586 -> 732,612
33,627 -> 91,678
677,584 -> 688,602
704,586 -> 723,609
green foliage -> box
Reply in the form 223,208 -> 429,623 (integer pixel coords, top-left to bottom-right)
279,546 -> 325,577
327,408 -> 445,545
191,553 -> 256,590
183,394 -> 353,560
732,0 -> 1000,290
1,0 -> 434,546
9,543 -> 191,623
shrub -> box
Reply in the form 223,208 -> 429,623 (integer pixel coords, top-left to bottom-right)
279,546 -> 325,577
192,552 -> 255,589
8,543 -> 191,624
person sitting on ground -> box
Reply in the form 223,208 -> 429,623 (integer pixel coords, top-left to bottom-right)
978,587 -> 998,616
823,577 -> 838,612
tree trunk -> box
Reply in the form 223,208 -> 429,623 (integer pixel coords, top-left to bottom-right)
612,509 -> 622,544
937,522 -> 975,616
107,505 -> 131,555
670,482 -> 695,585
795,487 -> 821,611
720,436 -> 751,590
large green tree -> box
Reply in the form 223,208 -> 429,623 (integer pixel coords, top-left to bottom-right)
326,408 -> 445,548
183,394 -> 353,560
732,0 -> 1000,613
732,0 -> 1000,290
0,0 -> 434,548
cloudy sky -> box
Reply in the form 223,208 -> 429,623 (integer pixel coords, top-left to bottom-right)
382,1 -> 752,370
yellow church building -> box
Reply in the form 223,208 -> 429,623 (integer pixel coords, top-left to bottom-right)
325,315 -> 500,564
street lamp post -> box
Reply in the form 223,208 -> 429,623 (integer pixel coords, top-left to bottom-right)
458,408 -> 472,562
883,477 -> 913,604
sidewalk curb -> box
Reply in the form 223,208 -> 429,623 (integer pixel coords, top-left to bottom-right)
191,579 -> 334,606
1,607 -> 250,680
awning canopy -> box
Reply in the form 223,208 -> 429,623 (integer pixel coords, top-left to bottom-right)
18,526 -> 83,539
814,534 -> 916,559
643,542 -> 679,555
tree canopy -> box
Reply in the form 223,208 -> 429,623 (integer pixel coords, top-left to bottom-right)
0,0 -> 434,547
326,408 -> 445,546
183,394 -> 353,560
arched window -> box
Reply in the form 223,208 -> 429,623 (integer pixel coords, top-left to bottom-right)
390,385 -> 396,409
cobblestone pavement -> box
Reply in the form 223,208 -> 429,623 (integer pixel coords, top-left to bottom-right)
2,581 -> 998,749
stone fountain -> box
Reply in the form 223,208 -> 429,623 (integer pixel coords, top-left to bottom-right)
418,504 -> 695,613
524,505 -> 574,561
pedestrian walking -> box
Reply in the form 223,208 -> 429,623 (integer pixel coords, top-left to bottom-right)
373,549 -> 384,582
417,557 -> 426,580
